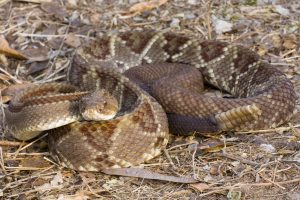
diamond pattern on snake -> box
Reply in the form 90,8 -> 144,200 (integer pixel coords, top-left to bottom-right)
5,30 -> 296,171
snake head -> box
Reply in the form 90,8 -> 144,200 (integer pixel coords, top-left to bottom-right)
80,89 -> 119,121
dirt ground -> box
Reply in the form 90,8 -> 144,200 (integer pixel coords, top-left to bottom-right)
0,0 -> 299,199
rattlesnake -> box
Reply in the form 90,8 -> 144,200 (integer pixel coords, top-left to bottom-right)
4,30 -> 296,172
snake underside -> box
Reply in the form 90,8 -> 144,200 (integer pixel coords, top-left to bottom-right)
5,30 -> 296,171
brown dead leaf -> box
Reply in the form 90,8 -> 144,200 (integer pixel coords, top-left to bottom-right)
27,61 -> 49,75
64,33 -> 81,48
121,0 -> 168,18
41,2 -> 68,21
23,43 -> 50,62
20,157 -> 51,169
41,24 -> 57,35
283,34 -> 297,49
102,168 -> 198,183
31,178 -> 49,188
190,183 -> 210,192
0,36 -> 28,60
129,0 -> 168,13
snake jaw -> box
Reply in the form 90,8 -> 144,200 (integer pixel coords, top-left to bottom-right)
81,108 -> 117,121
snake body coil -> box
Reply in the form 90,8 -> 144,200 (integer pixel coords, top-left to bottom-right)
5,30 -> 296,171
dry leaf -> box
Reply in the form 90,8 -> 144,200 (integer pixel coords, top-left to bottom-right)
23,44 -> 50,62
283,34 -> 297,49
0,36 -> 28,60
64,33 -> 81,48
20,157 -> 51,169
27,61 -> 49,75
31,178 -> 49,188
190,183 -> 210,192
102,168 -> 198,183
129,0 -> 168,13
121,0 -> 168,18
41,2 -> 68,20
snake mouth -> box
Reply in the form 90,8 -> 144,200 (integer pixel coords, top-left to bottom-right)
81,109 -> 117,121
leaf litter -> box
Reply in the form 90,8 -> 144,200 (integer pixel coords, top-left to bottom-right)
0,0 -> 300,199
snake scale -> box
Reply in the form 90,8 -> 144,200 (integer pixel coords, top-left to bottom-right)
5,30 -> 296,171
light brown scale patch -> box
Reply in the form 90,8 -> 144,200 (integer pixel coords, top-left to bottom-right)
16,83 -> 76,104
132,101 -> 158,133
23,92 -> 87,108
49,120 -> 126,170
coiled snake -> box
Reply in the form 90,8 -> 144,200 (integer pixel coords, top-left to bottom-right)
4,30 -> 296,172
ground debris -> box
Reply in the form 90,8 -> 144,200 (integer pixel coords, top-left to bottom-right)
0,0 -> 299,199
